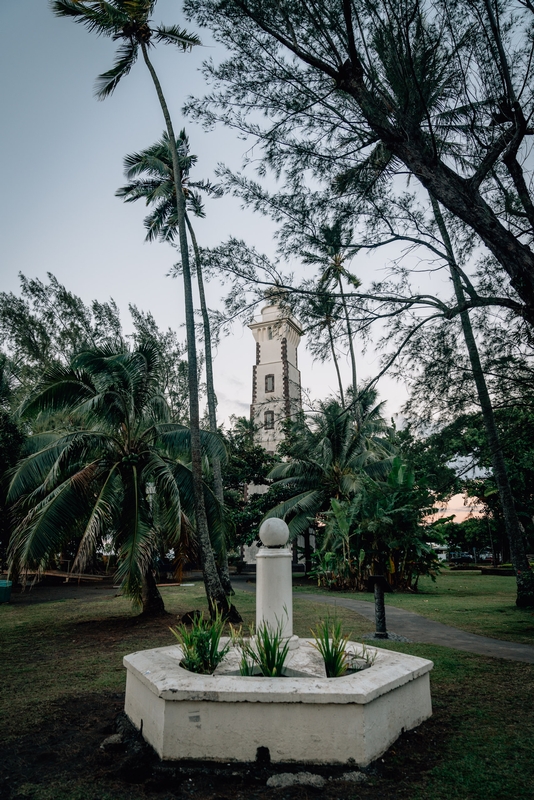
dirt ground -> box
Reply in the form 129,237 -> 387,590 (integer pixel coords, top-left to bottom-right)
0,578 -> 471,800
0,687 -> 446,800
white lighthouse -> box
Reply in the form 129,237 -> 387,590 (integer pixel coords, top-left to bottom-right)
248,301 -> 303,452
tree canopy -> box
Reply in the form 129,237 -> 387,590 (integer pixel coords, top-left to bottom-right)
264,395 -> 395,536
186,0 -> 534,324
7,343 -> 226,615
0,273 -> 190,420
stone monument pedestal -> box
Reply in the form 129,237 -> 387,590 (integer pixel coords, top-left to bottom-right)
255,518 -> 293,639
123,517 -> 434,765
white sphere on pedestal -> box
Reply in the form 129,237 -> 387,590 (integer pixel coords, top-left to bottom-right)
259,518 -> 290,547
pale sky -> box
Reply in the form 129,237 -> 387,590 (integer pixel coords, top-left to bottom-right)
0,0 -> 408,425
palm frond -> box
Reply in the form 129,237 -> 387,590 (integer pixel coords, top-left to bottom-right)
154,25 -> 201,50
186,191 -> 205,218
189,179 -> 223,198
72,464 -> 121,572
146,392 -> 171,423
168,461 -> 197,516
143,453 -> 182,543
268,459 -> 323,483
8,475 -> 90,572
19,432 -> 63,457
114,463 -> 153,605
116,178 -> 168,201
125,153 -> 172,181
144,199 -> 177,242
263,489 -> 322,529
154,425 -> 227,462
51,1 -> 129,35
18,365 -> 95,418
7,438 -> 69,503
94,40 -> 138,99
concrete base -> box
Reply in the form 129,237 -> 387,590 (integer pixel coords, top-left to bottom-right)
123,639 -> 432,766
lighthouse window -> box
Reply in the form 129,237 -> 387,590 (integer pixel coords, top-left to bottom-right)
264,410 -> 275,429
265,374 -> 275,393
267,326 -> 273,340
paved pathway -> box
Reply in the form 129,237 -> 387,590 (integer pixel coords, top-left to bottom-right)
233,577 -> 534,664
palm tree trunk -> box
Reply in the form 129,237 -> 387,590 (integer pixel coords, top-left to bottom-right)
185,215 -> 235,598
140,43 -> 237,619
337,275 -> 358,402
431,195 -> 534,607
141,566 -> 165,617
326,318 -> 345,407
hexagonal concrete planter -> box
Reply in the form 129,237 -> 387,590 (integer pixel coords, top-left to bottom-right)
123,638 -> 433,766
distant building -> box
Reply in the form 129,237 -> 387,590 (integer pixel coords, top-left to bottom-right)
248,301 -> 303,452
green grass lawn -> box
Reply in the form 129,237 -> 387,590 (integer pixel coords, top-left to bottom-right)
1,582 -> 533,800
295,568 -> 534,644
375,641 -> 534,800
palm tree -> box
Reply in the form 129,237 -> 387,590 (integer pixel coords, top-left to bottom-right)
264,395 -> 395,538
52,1 -> 232,616
7,343 -> 226,616
301,291 -> 346,407
301,220 -> 361,404
115,131 -> 234,594
116,131 -> 221,241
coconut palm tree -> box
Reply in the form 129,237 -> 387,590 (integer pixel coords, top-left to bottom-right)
51,1 -> 233,616
264,395 -> 396,537
115,132 -> 234,593
7,343 -> 226,616
116,131 -> 221,241
301,291 -> 346,407
301,220 -> 360,404
115,133 -> 222,474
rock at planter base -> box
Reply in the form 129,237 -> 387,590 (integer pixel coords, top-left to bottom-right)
267,772 -> 326,788
100,733 -> 123,751
335,771 -> 368,783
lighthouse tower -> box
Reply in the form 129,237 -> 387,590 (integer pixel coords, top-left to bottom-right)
249,301 -> 303,452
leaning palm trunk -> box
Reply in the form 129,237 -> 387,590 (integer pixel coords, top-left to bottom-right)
141,564 -> 165,616
431,196 -> 534,607
140,43 -> 234,618
186,214 -> 234,597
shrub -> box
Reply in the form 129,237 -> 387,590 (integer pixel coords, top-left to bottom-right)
170,610 -> 230,674
311,617 -> 377,677
311,617 -> 350,677
233,620 -> 290,677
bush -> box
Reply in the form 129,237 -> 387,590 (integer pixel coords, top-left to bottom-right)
233,620 -> 290,677
311,617 -> 350,677
311,617 -> 377,677
170,610 -> 230,674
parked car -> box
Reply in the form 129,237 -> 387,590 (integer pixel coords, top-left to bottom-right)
449,552 -> 475,565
